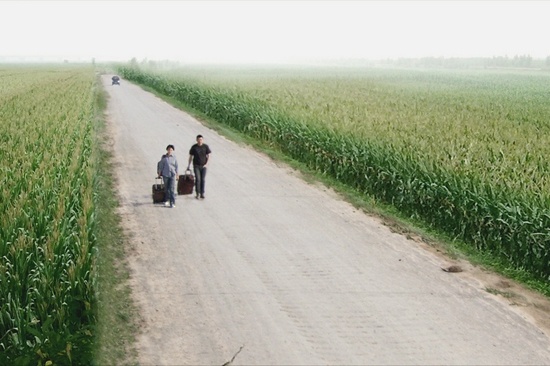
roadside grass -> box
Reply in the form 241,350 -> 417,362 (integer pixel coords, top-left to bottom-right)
485,287 -> 515,299
92,76 -> 139,366
138,83 -> 550,299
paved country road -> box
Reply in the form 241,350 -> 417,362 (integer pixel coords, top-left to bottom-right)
102,75 -> 550,365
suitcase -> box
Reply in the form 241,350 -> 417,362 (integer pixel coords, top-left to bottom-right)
178,169 -> 194,195
152,177 -> 165,203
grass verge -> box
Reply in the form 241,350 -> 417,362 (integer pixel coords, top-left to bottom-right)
91,75 -> 139,365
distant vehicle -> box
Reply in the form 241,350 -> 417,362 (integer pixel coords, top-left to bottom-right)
112,75 -> 120,85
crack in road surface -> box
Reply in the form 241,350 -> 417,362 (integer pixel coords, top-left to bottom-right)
222,345 -> 244,366
103,75 -> 550,365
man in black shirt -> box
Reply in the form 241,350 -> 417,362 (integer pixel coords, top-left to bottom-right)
187,134 -> 212,199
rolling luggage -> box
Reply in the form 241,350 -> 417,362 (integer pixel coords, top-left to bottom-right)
178,169 -> 194,195
152,177 -> 165,203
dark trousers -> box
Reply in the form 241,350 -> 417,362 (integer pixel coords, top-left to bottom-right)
163,176 -> 176,204
193,165 -> 207,195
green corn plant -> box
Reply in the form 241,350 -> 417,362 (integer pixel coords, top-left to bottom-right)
0,66 -> 98,364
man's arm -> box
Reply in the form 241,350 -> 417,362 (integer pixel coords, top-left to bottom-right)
158,159 -> 164,177
204,145 -> 212,167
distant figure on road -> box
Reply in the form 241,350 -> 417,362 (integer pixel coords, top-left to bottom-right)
112,75 -> 120,85
188,135 -> 211,199
158,145 -> 179,208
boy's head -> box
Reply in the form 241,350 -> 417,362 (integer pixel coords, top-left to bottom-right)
166,144 -> 175,154
196,135 -> 203,145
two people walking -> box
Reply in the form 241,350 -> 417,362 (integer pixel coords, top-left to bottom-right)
157,135 -> 211,207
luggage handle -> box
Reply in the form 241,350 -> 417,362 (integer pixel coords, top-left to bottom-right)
184,168 -> 193,176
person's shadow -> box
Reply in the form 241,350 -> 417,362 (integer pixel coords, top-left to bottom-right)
128,195 -> 166,207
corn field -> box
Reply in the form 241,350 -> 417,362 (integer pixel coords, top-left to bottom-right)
0,65 -> 98,363
119,65 -> 550,284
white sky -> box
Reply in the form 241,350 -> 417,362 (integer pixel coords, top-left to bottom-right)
1,0 -> 550,63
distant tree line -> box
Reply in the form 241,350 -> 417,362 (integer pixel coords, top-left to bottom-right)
377,55 -> 550,69
122,55 -> 550,70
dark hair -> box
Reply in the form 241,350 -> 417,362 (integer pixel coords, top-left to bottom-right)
166,144 -> 175,150
196,135 -> 203,139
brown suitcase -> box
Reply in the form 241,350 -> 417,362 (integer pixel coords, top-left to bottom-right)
152,177 -> 165,203
178,169 -> 194,195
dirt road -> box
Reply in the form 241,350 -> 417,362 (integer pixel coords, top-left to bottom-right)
103,75 -> 550,365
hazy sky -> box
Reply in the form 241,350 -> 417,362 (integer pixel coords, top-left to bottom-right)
2,0 -> 550,63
